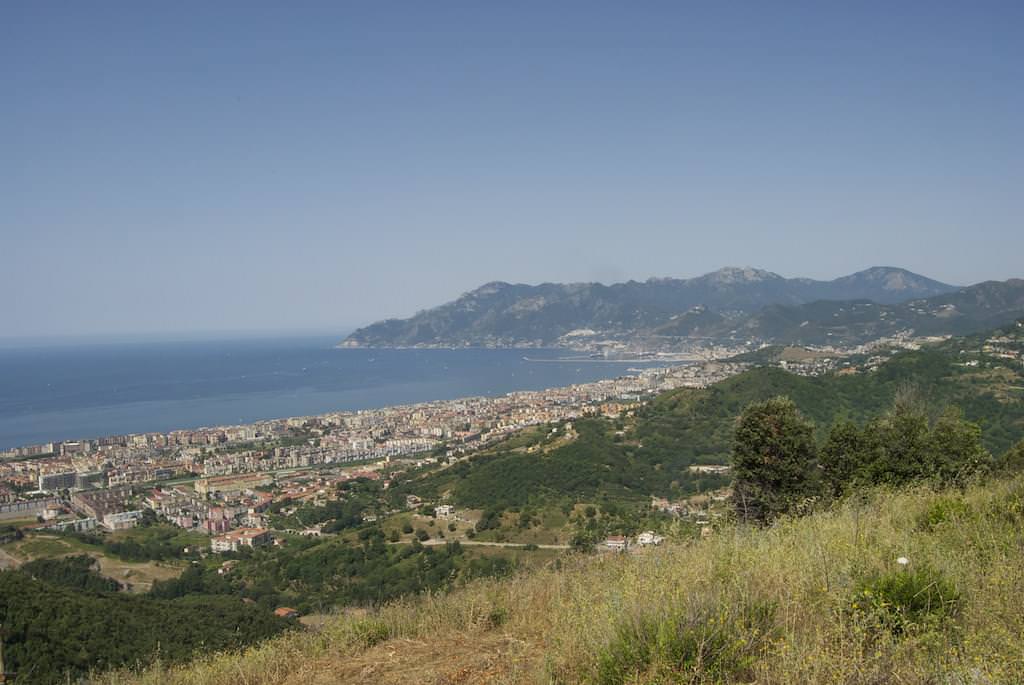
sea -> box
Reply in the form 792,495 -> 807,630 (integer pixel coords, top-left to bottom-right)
0,336 -> 675,451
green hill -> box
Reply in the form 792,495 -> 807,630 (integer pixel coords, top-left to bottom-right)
398,335 -> 1024,512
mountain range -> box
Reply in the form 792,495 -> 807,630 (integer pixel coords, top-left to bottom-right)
341,267 -> 1024,348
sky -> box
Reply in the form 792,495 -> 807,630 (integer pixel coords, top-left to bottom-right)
4,2 -> 1023,339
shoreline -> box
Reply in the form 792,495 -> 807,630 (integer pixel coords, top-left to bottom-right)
1,353 -> 707,458
522,356 -> 703,363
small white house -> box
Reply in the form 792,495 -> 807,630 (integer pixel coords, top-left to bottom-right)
636,531 -> 664,546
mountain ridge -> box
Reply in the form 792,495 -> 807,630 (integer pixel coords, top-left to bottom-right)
342,266 -> 976,348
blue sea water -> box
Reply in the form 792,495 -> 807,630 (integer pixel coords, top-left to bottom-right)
0,336 -> 671,450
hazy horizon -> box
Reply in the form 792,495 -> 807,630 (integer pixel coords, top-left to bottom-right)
0,262 -> 1002,343
7,3 -> 1023,338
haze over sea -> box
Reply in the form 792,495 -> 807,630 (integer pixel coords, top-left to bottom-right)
0,336 -> 672,451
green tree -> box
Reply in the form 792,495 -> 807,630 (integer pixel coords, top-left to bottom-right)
820,420 -> 871,496
928,407 -> 991,485
869,402 -> 932,485
997,439 -> 1024,474
730,397 -> 819,525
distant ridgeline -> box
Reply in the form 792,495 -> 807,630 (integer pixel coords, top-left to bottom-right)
340,266 -> 1024,348
397,320 -> 1024,510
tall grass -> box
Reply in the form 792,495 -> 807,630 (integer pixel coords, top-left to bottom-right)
100,477 -> 1024,684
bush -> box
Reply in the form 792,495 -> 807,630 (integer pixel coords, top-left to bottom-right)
595,600 -> 776,684
350,618 -> 392,647
916,496 -> 971,532
486,607 -> 508,628
850,565 -> 961,637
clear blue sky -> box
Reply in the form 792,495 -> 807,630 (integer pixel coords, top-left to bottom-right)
5,2 -> 1023,338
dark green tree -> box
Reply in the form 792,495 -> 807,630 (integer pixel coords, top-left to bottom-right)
864,403 -> 931,486
730,397 -> 820,524
997,438 -> 1024,474
820,420 -> 871,496
928,407 -> 991,485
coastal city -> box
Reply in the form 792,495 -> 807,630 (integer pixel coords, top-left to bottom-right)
0,358 -> 746,543
2,327 -> 1017,557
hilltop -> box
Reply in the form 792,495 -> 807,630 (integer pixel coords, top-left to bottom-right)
341,266 -> 962,349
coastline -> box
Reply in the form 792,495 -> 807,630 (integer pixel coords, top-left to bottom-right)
522,355 -> 704,363
0,345 -> 697,456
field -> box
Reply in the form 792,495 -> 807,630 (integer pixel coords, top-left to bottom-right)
1,527 -> 202,591
100,475 -> 1024,685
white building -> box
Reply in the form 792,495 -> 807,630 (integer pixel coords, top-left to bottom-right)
637,531 -> 664,546
102,510 -> 144,531
211,527 -> 272,553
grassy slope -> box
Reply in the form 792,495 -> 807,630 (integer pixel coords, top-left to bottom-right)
105,476 -> 1024,685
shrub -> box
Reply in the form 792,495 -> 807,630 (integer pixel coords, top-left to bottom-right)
486,607 -> 508,629
850,565 -> 961,637
916,496 -> 971,532
595,600 -> 776,684
349,618 -> 392,647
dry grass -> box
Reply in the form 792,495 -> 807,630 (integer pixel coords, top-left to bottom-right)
5,533 -> 186,592
101,476 -> 1024,684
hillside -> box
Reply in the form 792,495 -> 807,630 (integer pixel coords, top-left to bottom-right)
341,266 -> 958,348
394,329 -> 1024,515
0,561 -> 290,684
736,279 -> 1024,345
104,476 -> 1024,684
